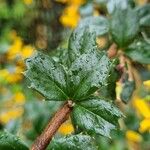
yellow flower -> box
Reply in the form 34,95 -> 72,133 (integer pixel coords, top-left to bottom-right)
14,92 -> 26,105
0,108 -> 24,124
23,0 -> 33,5
6,66 -> 24,83
133,98 -> 150,118
143,80 -> 150,89
126,130 -> 142,143
58,122 -> 74,135
56,0 -> 85,5
21,45 -> 34,59
139,118 -> 150,133
60,5 -> 80,28
7,37 -> 23,60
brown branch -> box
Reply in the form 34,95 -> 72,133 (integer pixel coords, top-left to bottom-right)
107,43 -> 117,58
31,100 -> 73,150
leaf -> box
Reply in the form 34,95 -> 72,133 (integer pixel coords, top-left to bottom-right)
136,4 -> 150,27
24,52 -> 68,101
68,28 -> 97,64
0,131 -> 28,150
78,16 -> 109,36
48,134 -> 97,150
125,40 -> 150,64
68,51 -> 113,100
99,59 -> 120,100
71,97 -> 123,137
121,80 -> 135,104
107,0 -> 128,14
110,7 -> 139,48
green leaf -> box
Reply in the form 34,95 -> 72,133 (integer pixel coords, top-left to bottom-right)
0,131 -> 28,150
136,4 -> 150,27
99,59 -> 120,100
48,134 -> 97,150
24,52 -> 68,101
107,0 -> 128,14
71,97 -> 123,137
68,51 -> 113,100
121,80 -> 135,104
110,7 -> 139,48
78,16 -> 109,36
125,40 -> 150,64
68,28 -> 97,64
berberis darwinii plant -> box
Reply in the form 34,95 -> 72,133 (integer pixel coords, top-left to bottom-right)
24,27 -> 123,150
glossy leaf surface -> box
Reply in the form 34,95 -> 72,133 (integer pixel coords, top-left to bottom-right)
71,97 -> 123,137
0,131 -> 28,150
24,52 -> 68,101
48,134 -> 97,150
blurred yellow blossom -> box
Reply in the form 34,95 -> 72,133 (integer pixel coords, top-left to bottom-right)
126,130 -> 142,143
59,0 -> 85,28
60,5 -> 80,28
0,108 -> 24,124
7,37 -> 23,60
23,0 -> 33,5
0,66 -> 24,83
14,92 -> 26,104
133,97 -> 150,118
21,45 -> 34,59
139,118 -> 150,133
143,80 -> 150,89
58,122 -> 74,135
0,92 -> 25,124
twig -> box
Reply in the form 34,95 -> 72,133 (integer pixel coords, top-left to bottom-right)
31,100 -> 73,150
107,43 -> 117,58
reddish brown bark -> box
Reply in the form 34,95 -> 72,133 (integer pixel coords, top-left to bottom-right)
31,101 -> 73,150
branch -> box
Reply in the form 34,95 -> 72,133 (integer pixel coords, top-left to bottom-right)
107,43 -> 117,58
31,100 -> 73,150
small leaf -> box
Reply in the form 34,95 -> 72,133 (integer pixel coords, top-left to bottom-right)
107,0 -> 128,14
68,28 -> 97,64
0,131 -> 28,150
78,16 -> 109,36
71,97 -> 123,137
136,4 -> 150,27
121,80 -> 135,104
24,52 -> 68,101
125,40 -> 150,64
68,51 -> 113,100
110,7 -> 139,48
99,59 -> 120,100
48,134 -> 97,150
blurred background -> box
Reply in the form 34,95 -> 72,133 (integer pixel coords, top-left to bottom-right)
0,0 -> 150,150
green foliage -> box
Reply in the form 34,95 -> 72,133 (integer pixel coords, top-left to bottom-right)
110,7 -> 139,48
48,134 -> 97,150
78,16 -> 109,36
125,40 -> 150,64
0,131 -> 28,150
71,97 -> 122,137
24,27 -> 122,149
121,80 -> 135,104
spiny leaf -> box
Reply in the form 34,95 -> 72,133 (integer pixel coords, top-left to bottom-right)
125,40 -> 150,64
121,80 -> 135,104
0,131 -> 28,150
136,4 -> 150,27
48,134 -> 97,150
68,51 -> 113,100
71,97 -> 123,137
24,52 -> 68,101
68,27 -> 97,64
110,7 -> 139,48
78,16 -> 109,36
